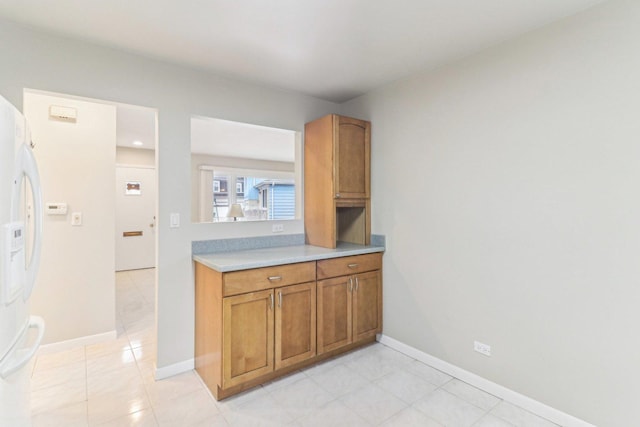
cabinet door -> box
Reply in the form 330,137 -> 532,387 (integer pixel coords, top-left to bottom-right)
222,289 -> 274,388
334,116 -> 370,199
317,276 -> 352,354
275,282 -> 316,369
352,270 -> 382,342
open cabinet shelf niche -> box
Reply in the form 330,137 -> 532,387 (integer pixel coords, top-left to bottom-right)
336,203 -> 370,245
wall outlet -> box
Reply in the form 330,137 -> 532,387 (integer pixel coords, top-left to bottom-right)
272,224 -> 284,233
474,341 -> 491,357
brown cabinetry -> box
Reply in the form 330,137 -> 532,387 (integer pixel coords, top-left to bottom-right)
221,281 -> 317,387
222,289 -> 274,388
317,253 -> 382,354
195,252 -> 381,400
195,261 -> 316,399
317,276 -> 352,353
334,116 -> 370,199
275,282 -> 316,369
305,114 -> 371,248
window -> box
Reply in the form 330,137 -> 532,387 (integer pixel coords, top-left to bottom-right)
255,180 -> 295,220
200,166 -> 295,222
192,116 -> 301,224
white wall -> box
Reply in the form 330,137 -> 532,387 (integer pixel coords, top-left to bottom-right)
116,147 -> 155,167
23,92 -> 116,344
343,0 -> 640,425
0,19 -> 339,370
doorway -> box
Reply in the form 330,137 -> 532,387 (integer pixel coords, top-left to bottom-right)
115,104 -> 157,271
113,103 -> 158,360
23,90 -> 158,354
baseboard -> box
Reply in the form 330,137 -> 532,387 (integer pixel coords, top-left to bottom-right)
155,358 -> 194,381
37,330 -> 117,355
377,334 -> 596,427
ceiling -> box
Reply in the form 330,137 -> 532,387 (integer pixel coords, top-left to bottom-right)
0,0 -> 605,103
116,105 -> 156,151
9,0 -> 606,156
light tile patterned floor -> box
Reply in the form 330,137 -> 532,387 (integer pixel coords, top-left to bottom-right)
30,268 -> 562,427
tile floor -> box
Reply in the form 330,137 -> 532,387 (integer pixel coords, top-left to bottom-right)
30,268 -> 562,427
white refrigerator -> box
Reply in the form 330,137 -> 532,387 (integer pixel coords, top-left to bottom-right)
0,95 -> 45,426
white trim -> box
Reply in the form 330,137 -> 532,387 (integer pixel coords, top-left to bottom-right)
198,164 -> 295,181
115,164 -> 155,169
377,334 -> 596,427
155,358 -> 194,380
36,330 -> 117,356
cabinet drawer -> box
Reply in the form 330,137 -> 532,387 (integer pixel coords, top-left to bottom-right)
317,253 -> 382,280
223,262 -> 316,296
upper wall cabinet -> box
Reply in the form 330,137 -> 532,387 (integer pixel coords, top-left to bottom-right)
305,115 -> 370,201
304,114 -> 371,248
334,116 -> 371,199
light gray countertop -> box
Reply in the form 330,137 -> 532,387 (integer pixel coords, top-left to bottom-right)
193,242 -> 385,272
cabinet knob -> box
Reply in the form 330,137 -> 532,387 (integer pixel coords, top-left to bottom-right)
336,193 -> 341,198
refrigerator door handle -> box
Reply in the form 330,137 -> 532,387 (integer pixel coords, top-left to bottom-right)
11,143 -> 43,301
0,316 -> 45,379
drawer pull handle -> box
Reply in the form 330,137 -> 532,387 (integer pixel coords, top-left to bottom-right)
269,293 -> 274,310
268,276 -> 282,281
278,291 -> 282,308
348,263 -> 359,269
355,277 -> 359,292
349,277 -> 354,292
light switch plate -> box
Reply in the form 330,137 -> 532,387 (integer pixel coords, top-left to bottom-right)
170,213 -> 180,228
71,212 -> 82,226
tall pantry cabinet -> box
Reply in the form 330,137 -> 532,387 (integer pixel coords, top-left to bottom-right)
304,114 -> 371,248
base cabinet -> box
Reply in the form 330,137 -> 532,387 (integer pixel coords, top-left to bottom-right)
221,282 -> 317,387
317,254 -> 382,354
195,253 -> 381,400
317,277 -> 352,353
222,289 -> 274,388
275,282 -> 316,369
352,270 -> 382,342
